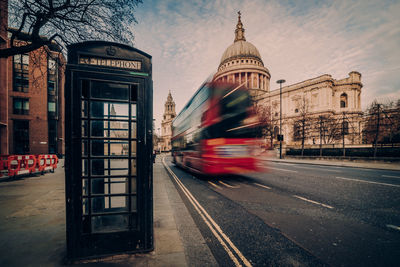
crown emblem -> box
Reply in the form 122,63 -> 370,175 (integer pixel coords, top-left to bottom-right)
106,46 -> 116,56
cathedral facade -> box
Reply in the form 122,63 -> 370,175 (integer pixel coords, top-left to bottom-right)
213,13 -> 363,147
160,92 -> 176,151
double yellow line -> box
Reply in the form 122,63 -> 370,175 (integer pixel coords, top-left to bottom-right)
162,157 -> 252,267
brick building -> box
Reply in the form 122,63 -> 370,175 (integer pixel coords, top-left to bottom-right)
0,0 -> 8,154
0,0 -> 65,155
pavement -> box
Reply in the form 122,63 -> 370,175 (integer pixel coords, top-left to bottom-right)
0,157 -> 216,266
0,154 -> 398,266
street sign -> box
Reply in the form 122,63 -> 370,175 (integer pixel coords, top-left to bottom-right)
65,41 -> 153,259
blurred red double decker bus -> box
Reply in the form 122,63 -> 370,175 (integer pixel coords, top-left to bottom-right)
171,81 -> 260,175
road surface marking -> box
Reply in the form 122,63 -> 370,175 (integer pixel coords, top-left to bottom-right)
219,181 -> 240,188
290,165 -> 342,172
293,195 -> 334,209
277,163 -> 295,166
382,175 -> 400,179
386,224 -> 400,231
253,183 -> 271,190
335,176 -> 400,188
208,181 -> 222,189
269,167 -> 298,173
163,158 -> 252,267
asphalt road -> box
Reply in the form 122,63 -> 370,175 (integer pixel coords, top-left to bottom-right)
163,156 -> 400,267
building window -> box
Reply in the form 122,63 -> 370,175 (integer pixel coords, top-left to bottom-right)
13,54 -> 29,92
13,120 -> 30,154
13,98 -> 29,115
293,122 -> 301,141
48,119 -> 57,154
340,93 -> 347,108
48,80 -> 55,91
48,101 -> 56,112
342,121 -> 349,135
295,108 -> 299,113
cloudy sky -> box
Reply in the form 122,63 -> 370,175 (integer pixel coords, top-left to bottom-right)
131,0 -> 400,129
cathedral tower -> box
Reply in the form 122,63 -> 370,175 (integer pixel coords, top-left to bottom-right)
160,91 -> 176,151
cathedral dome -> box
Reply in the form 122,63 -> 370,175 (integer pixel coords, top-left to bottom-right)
214,12 -> 271,94
220,40 -> 262,65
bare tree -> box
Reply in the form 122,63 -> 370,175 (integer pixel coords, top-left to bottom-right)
0,0 -> 142,58
363,99 -> 400,156
291,96 -> 312,156
253,103 -> 275,149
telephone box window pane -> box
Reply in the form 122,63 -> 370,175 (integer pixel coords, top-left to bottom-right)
131,159 -> 137,175
131,141 -> 137,157
131,196 -> 137,212
131,104 -> 136,118
82,120 -> 88,137
90,177 -> 127,195
82,197 -> 89,215
82,140 -> 88,156
81,101 -> 88,118
131,177 -> 137,193
92,215 -> 129,233
91,159 -> 129,176
82,179 -> 89,196
91,101 -> 129,119
91,81 -> 129,100
131,84 -> 138,101
82,80 -> 90,98
92,140 -> 129,156
90,121 -> 104,137
91,196 -> 128,213
82,159 -> 88,176
131,122 -> 137,138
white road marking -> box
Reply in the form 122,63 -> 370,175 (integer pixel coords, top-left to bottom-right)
335,176 -> 400,188
382,175 -> 400,179
386,224 -> 400,231
163,158 -> 252,267
208,181 -> 222,189
293,195 -> 334,209
268,167 -> 298,173
253,183 -> 271,190
219,181 -> 240,188
276,163 -> 295,166
290,165 -> 342,172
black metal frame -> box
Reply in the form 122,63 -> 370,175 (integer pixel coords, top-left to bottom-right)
65,41 -> 153,260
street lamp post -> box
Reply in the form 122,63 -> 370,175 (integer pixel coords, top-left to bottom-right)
277,79 -> 286,159
157,127 -> 161,153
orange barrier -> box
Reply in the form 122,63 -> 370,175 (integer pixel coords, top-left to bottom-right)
0,154 -> 58,178
50,154 -> 58,170
38,154 -> 57,173
0,155 -> 9,177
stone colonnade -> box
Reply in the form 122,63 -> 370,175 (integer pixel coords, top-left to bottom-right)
218,72 -> 269,90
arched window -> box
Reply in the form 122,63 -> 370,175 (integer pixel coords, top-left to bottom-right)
340,93 -> 348,108
293,122 -> 301,141
274,126 -> 279,139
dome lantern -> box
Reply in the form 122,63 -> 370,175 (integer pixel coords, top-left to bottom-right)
235,11 -> 246,42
